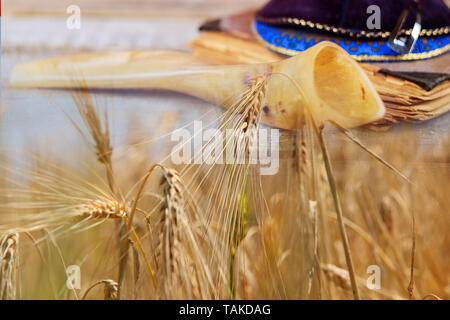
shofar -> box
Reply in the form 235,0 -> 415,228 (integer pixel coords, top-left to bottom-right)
10,41 -> 384,130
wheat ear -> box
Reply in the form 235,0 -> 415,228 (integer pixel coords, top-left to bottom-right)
155,167 -> 185,282
0,231 -> 19,300
79,199 -> 157,290
82,279 -> 120,300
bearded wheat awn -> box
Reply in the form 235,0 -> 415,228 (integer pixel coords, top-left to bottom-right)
78,197 -> 157,290
5,33 -> 436,300
154,166 -> 218,299
227,76 -> 266,297
9,42 -> 384,129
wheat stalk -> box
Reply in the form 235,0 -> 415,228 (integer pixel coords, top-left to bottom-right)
311,117 -> 360,300
273,71 -> 360,299
228,77 -> 267,297
0,231 -> 19,300
67,87 -> 134,287
77,197 -> 157,291
82,279 -> 120,300
151,165 -> 220,299
67,88 -> 118,196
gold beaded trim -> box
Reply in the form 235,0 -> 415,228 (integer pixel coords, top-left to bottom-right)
257,16 -> 449,39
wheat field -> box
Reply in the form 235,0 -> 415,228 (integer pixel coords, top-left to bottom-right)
0,0 -> 449,301
0,80 -> 448,300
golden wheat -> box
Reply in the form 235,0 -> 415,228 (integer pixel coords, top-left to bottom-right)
82,279 -> 120,300
0,231 -> 19,300
80,200 -> 127,220
0,68 -> 448,301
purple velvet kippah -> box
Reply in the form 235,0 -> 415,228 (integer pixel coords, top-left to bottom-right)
253,0 -> 449,61
256,0 -> 450,37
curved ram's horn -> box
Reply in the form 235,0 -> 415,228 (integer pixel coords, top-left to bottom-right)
10,41 -> 384,129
